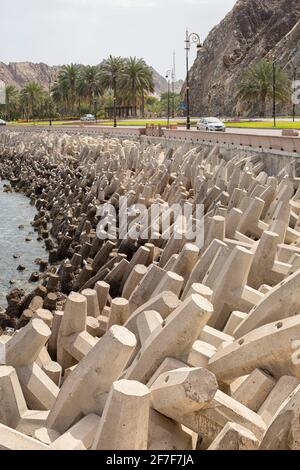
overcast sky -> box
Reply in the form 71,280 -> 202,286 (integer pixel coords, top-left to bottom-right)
1,0 -> 237,79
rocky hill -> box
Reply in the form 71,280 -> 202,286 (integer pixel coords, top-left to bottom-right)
0,62 -> 60,90
0,61 -> 182,96
185,0 -> 300,117
149,67 -> 183,95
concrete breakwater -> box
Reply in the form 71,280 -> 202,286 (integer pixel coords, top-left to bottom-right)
1,129 -> 300,450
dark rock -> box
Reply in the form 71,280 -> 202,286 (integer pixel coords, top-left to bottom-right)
183,0 -> 300,116
17,265 -> 26,272
6,288 -> 25,318
29,272 -> 40,282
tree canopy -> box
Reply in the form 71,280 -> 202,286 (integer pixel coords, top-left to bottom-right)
237,59 -> 291,117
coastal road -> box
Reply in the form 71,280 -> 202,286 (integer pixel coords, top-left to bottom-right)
61,123 -> 299,138
2,122 -> 300,153
216,127 -> 299,137
4,123 -> 300,138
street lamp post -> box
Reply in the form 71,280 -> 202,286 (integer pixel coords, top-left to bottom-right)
112,67 -> 125,128
272,59 -> 277,127
293,65 -> 297,122
172,69 -> 175,119
113,75 -> 117,128
166,70 -> 171,128
93,92 -> 98,124
185,29 -> 201,130
48,75 -> 52,127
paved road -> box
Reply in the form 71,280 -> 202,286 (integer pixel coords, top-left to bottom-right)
66,124 -> 299,138
4,122 -> 299,138
213,127 -> 299,137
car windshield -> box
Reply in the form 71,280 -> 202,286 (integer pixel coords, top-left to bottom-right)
205,118 -> 221,123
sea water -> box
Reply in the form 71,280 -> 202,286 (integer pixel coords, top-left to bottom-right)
0,180 -> 48,308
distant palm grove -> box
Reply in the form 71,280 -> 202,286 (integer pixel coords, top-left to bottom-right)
0,56 -> 158,121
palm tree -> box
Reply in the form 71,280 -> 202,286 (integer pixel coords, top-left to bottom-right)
20,82 -> 44,120
100,55 -> 125,97
120,57 -> 154,116
78,65 -> 103,113
5,85 -> 19,121
58,64 -> 81,114
100,56 -> 126,121
52,79 -> 71,116
237,59 -> 290,117
139,65 -> 154,117
75,78 -> 87,116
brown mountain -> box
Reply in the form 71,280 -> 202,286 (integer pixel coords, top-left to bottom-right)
0,62 -> 60,90
185,0 -> 300,117
149,67 -> 184,95
0,61 -> 182,96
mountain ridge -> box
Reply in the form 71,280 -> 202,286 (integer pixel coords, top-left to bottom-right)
0,61 -> 183,96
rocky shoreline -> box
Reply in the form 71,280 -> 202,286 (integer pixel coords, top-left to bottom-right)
0,131 -> 127,330
0,130 -> 181,332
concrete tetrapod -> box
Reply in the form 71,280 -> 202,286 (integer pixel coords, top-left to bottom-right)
0,423 -> 49,450
258,376 -> 300,425
231,369 -> 276,412
209,246 -> 254,330
1,319 -> 59,411
148,409 -> 192,450
150,367 -> 218,416
50,414 -> 100,450
92,380 -> 150,450
209,315 -> 300,384
235,270 -> 300,337
4,319 -> 51,368
207,422 -> 260,450
151,368 -> 266,443
124,291 -> 180,349
125,294 -> 213,384
0,366 -> 27,429
47,325 -> 137,434
260,385 -> 300,450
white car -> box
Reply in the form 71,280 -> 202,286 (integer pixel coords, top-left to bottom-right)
197,117 -> 226,132
0,118 -> 6,126
80,114 -> 95,121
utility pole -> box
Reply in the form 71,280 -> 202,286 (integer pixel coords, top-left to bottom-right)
185,29 -> 201,130
272,59 -> 276,127
48,75 -> 52,127
113,75 -> 117,128
166,70 -> 171,128
172,51 -> 176,119
293,65 -> 297,122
